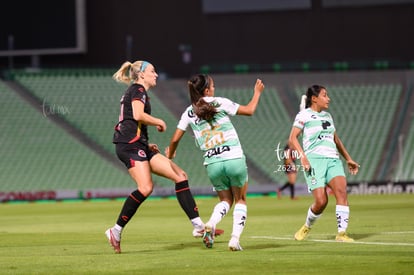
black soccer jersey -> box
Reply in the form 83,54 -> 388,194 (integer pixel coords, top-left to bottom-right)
113,84 -> 151,144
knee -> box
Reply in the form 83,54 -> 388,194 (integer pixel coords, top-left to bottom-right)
138,185 -> 153,197
177,171 -> 188,182
172,166 -> 188,182
334,189 -> 348,205
313,199 -> 328,213
223,199 -> 234,208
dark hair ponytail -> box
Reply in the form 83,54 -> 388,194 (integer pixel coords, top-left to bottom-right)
187,74 -> 217,121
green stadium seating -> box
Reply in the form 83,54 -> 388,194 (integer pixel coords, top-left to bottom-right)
394,118 -> 414,181
4,69 -> 412,195
12,72 -> 211,188
0,79 -> 132,192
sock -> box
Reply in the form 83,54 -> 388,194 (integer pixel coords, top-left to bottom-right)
336,205 -> 350,233
110,224 -> 123,241
305,207 -> 321,228
279,182 -> 290,191
207,201 -> 230,227
114,224 -> 123,232
116,190 -> 147,228
191,217 -> 204,230
290,184 -> 295,198
175,180 -> 199,220
231,203 -> 247,240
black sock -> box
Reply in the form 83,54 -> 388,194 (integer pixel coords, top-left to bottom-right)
175,180 -> 199,220
290,184 -> 295,198
116,190 -> 147,227
279,182 -> 290,191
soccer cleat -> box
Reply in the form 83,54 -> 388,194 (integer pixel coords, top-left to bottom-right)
335,232 -> 354,242
228,238 -> 243,251
294,224 -> 311,241
202,224 -> 214,248
105,228 -> 121,253
193,227 -> 224,238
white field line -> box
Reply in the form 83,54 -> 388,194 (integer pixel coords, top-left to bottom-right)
250,235 -> 414,247
381,231 -> 414,234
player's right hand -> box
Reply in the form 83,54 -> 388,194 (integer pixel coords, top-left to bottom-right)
254,79 -> 265,93
157,120 -> 167,132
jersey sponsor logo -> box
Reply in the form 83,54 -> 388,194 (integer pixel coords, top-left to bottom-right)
205,145 -> 230,158
188,109 -> 203,125
188,109 -> 195,118
138,149 -> 147,158
317,133 -> 333,140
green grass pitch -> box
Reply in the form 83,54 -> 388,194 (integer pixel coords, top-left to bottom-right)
0,194 -> 413,274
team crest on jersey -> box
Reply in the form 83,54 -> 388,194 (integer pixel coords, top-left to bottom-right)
138,150 -> 147,158
321,120 -> 331,129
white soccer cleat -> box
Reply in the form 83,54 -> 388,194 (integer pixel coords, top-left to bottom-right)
105,228 -> 121,254
228,237 -> 243,251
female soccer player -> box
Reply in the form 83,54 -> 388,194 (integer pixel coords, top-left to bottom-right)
289,85 -> 359,242
166,74 -> 265,251
105,60 -> 207,253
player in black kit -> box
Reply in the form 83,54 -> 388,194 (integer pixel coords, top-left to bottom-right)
105,60 -> 218,253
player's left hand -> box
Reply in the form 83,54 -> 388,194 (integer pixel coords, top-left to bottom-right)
347,160 -> 360,175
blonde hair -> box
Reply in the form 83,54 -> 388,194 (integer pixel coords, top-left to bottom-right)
112,60 -> 150,84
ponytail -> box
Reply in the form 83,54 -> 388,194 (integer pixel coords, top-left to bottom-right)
299,95 -> 307,111
112,60 -> 152,85
194,98 -> 217,121
187,74 -> 217,122
113,61 -> 132,84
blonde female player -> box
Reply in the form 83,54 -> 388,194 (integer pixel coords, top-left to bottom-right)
166,74 -> 265,251
289,85 -> 359,242
105,61 -> 212,253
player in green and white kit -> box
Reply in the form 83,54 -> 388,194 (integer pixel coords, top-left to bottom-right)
166,74 -> 265,251
289,85 -> 360,242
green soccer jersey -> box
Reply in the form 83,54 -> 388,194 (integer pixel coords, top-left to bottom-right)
293,108 -> 339,159
177,97 -> 244,165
